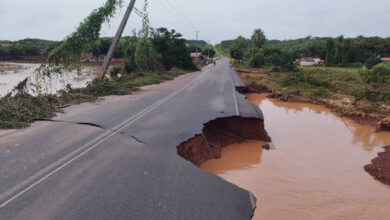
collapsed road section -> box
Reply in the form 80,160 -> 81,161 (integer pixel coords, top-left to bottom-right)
177,116 -> 271,166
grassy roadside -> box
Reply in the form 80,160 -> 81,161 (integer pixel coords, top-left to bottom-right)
0,68 -> 192,129
236,65 -> 390,128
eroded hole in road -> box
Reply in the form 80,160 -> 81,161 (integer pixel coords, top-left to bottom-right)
176,116 -> 271,167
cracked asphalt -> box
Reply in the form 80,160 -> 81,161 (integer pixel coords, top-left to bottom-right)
0,58 -> 264,220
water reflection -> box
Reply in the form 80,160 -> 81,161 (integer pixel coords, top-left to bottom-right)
248,93 -> 390,151
200,140 -> 264,175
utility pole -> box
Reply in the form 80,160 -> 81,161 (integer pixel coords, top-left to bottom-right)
195,31 -> 200,55
207,40 -> 210,58
99,0 -> 137,79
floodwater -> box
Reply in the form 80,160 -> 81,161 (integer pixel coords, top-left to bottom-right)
0,62 -> 98,97
200,93 -> 390,220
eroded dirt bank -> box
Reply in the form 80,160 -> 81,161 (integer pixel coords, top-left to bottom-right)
365,145 -> 390,186
177,116 -> 271,166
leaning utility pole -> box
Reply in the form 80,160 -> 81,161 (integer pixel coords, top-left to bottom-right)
99,0 -> 137,79
195,31 -> 200,55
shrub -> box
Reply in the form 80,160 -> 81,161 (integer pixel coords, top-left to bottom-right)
0,95 -> 58,128
281,72 -> 304,86
248,50 -> 264,68
110,66 -> 123,78
310,87 -> 332,98
365,56 -> 382,69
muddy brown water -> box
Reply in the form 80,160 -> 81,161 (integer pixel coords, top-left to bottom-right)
200,94 -> 390,220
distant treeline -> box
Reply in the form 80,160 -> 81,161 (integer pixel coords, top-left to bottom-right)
218,36 -> 390,67
0,38 -> 213,60
0,38 -> 60,60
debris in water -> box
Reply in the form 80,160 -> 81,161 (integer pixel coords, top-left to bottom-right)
262,142 -> 275,150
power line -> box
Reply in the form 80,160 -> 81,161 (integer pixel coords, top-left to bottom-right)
165,0 -> 196,29
165,0 -> 213,41
133,7 -> 144,17
155,0 -> 213,45
165,0 -> 214,44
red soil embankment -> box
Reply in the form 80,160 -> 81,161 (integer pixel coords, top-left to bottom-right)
365,146 -> 390,186
177,116 -> 271,166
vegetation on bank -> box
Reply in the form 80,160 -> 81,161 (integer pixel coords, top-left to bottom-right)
224,29 -> 390,126
244,63 -> 390,102
225,28 -> 390,104
218,34 -> 390,69
0,68 -> 191,129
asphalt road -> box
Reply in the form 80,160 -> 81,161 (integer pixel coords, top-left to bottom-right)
0,57 -> 264,220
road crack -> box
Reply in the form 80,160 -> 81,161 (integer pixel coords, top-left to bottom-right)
33,118 -> 146,145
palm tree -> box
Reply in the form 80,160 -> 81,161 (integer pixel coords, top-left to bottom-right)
251,29 -> 266,49
232,36 -> 248,62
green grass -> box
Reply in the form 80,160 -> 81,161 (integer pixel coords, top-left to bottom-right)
264,66 -> 363,99
0,69 -> 191,129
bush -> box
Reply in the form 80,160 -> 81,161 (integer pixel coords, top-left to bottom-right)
248,49 -> 264,68
110,66 -> 123,78
0,95 -> 58,128
264,52 -> 280,66
365,56 -> 382,69
135,37 -> 160,71
281,72 -> 304,86
310,87 -> 332,98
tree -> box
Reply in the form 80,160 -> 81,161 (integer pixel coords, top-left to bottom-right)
342,39 -> 352,65
123,36 -> 138,73
151,27 -> 196,70
359,63 -> 390,101
48,0 -> 124,72
334,35 -> 344,64
365,56 -> 382,69
0,46 -> 10,59
9,45 -> 26,59
135,0 -> 162,71
325,38 -> 335,65
230,36 -> 248,62
201,45 -> 216,58
251,29 -> 266,49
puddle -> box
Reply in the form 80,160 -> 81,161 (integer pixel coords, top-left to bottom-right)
200,140 -> 266,175
201,93 -> 390,220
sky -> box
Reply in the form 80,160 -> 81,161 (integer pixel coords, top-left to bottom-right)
0,0 -> 389,44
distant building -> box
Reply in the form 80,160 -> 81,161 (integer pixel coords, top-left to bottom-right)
296,57 -> 324,66
111,58 -> 124,63
381,57 -> 390,62
190,52 -> 203,63
39,49 -> 48,56
81,52 -> 93,61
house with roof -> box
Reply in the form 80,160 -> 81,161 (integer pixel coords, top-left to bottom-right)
381,57 -> 390,63
190,52 -> 204,63
296,57 -> 324,66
